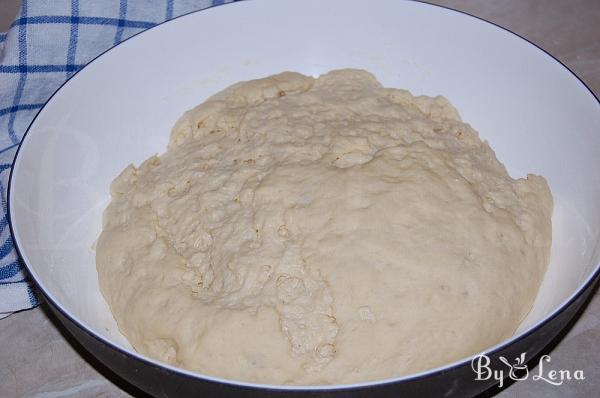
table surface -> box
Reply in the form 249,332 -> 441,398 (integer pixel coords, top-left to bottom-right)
1,0 -> 599,397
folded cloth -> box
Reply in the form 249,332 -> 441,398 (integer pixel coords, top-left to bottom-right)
0,0 -> 234,319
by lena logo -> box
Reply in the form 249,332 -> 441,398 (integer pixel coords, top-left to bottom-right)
471,352 -> 585,388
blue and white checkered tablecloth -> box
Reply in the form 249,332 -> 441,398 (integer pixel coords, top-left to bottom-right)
0,0 -> 235,319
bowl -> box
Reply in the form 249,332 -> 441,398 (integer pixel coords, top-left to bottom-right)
8,0 -> 600,396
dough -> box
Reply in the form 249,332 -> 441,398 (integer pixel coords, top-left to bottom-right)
96,69 -> 552,384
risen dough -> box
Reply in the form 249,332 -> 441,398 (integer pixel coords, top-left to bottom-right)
96,69 -> 552,384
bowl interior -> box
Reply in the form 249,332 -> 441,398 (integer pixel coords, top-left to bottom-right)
9,0 -> 600,383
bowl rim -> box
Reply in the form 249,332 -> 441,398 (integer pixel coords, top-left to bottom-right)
7,0 -> 600,391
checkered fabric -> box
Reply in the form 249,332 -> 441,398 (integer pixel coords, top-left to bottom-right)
0,0 -> 235,319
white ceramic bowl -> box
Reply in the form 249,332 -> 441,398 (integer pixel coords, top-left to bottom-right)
8,0 -> 600,396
